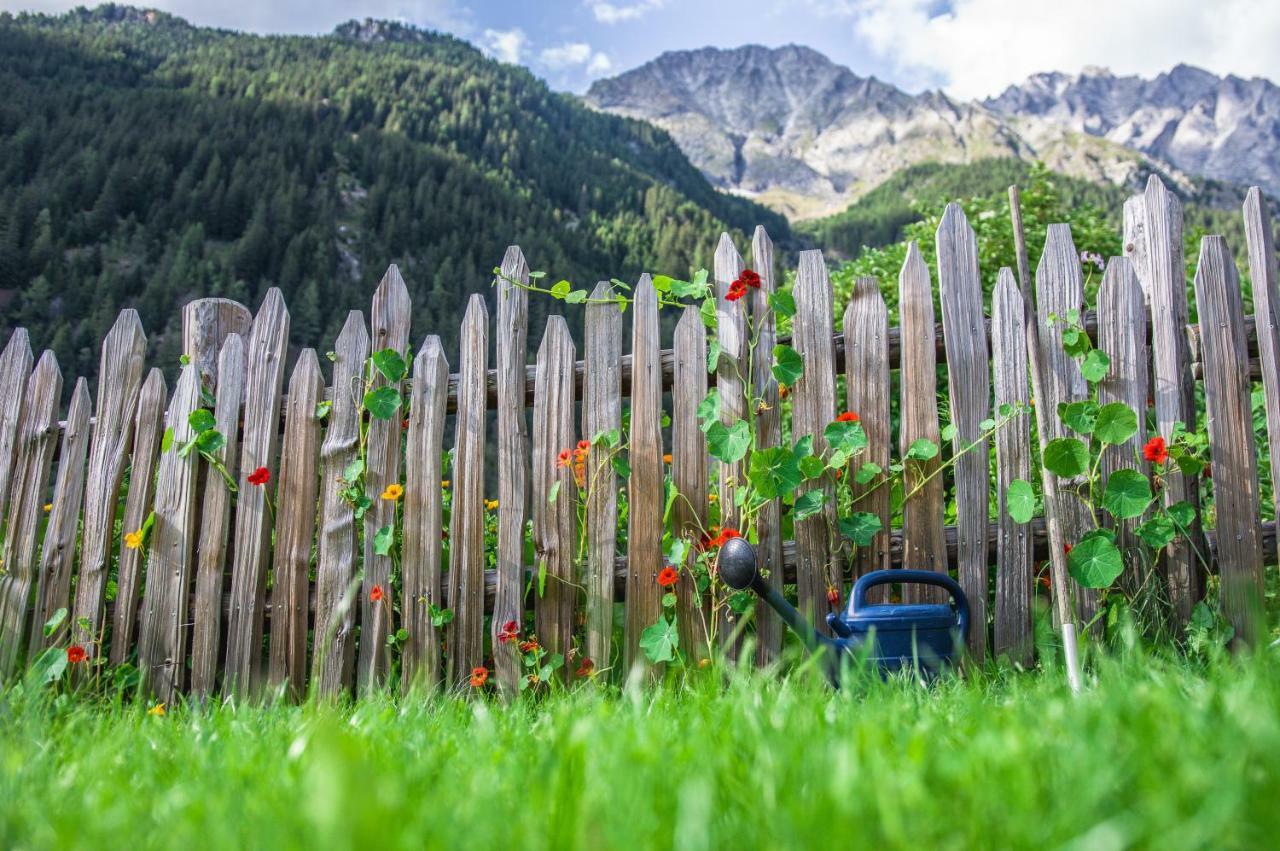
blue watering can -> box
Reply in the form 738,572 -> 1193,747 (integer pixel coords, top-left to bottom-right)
717,536 -> 969,684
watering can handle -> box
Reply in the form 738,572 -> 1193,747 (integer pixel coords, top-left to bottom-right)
851,569 -> 969,639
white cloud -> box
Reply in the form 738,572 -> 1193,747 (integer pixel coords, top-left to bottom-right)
850,0 -> 1280,99
587,0 -> 667,25
539,41 -> 613,76
481,27 -> 528,64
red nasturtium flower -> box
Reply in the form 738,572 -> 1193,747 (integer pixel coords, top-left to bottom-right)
725,278 -> 748,302
657,565 -> 679,587
470,666 -> 489,688
1063,543 -> 1073,556
737,269 -> 762,289
247,466 -> 270,486
576,439 -> 590,452
1143,436 -> 1169,465
66,645 -> 87,664
836,411 -> 860,423
556,449 -> 572,468
497,619 -> 520,645
370,584 -> 384,603
576,657 -> 595,677
519,639 -> 540,654
826,585 -> 841,607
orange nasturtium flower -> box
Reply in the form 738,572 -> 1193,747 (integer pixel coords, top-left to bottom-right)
470,666 -> 489,688
381,483 -> 404,501
124,530 -> 144,550
835,411 -> 860,423
66,645 -> 87,664
657,566 -> 679,587
370,585 -> 385,603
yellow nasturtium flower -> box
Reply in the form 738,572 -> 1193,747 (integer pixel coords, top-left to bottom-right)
381,483 -> 404,501
124,530 -> 144,550
485,499 -> 499,511
147,703 -> 166,716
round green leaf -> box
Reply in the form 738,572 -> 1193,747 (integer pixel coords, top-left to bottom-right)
371,348 -> 407,383
1079,349 -> 1111,383
639,616 -> 678,663
1042,438 -> 1089,478
771,344 -> 804,386
188,408 -> 216,434
792,489 -> 825,521
839,512 -> 882,547
1067,532 -> 1125,589
707,419 -> 751,464
364,386 -> 403,420
1005,479 -> 1035,524
1058,400 -> 1099,435
1101,468 -> 1153,520
905,439 -> 939,461
1094,403 -> 1139,446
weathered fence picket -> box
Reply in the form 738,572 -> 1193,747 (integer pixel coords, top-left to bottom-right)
845,277 -> 891,587
1242,188 -> 1280,520
402,336 -> 449,691
625,276 -> 664,673
1126,176 -> 1201,625
225,289 -> 290,696
268,349 -> 324,698
447,295 -> 488,690
313,311 -> 369,696
32,378 -> 90,649
898,243 -> 947,603
583,281 -> 621,673
1096,258 -> 1149,586
532,317 -> 576,681
360,266 -> 410,690
0,351 -> 62,677
137,366 -> 201,701
937,204 -> 991,659
791,250 -> 841,629
110,369 -> 166,665
191,333 -> 246,696
750,226 -> 784,664
0,330 -> 33,520
493,248 -> 530,696
71,310 -> 145,655
1193,237 -> 1265,643
992,269 -> 1033,662
673,306 -> 710,661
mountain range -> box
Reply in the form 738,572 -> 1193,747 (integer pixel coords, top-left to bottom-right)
585,46 -> 1280,219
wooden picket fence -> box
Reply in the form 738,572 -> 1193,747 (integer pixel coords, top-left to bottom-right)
0,175 -> 1277,702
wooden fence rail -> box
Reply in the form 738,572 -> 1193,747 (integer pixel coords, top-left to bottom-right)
0,176 -> 1277,698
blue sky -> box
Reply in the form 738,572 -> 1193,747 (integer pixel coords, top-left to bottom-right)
6,1 -> 1280,99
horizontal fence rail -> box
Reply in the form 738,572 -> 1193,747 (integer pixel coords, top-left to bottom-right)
0,175 -> 1277,700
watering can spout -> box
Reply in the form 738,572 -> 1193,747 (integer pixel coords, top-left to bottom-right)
716,537 -> 840,665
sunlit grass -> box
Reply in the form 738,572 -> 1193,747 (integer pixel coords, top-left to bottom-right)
2,645 -> 1279,850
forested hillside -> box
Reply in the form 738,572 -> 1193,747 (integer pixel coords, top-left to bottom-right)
0,6 -> 788,378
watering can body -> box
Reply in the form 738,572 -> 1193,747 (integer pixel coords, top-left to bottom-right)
826,570 -> 969,674
716,537 -> 969,684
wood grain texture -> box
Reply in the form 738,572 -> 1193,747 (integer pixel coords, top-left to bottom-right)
359,265 -> 410,690
1096,258 -> 1150,590
0,351 -> 61,677
1009,186 -> 1033,294
191,333 -> 246,697
531,316 -> 575,682
492,247 -> 530,696
1193,237 -> 1265,644
1242,188 -> 1280,524
791,250 -> 842,630
312,311 -> 369,697
750,226 -> 783,664
137,366 -> 201,702
582,281 -> 621,673
447,294 -> 488,689
937,203 -> 992,660
32,378 -> 90,650
110,368 -> 166,665
224,288 -> 290,697
672,306 -> 710,660
267,349 -> 324,699
71,310 -> 146,656
844,277 -> 891,585
714,234 -> 747,534
625,275 -> 664,674
1034,223 -> 1096,624
0,329 -> 33,531
402,336 -> 448,692
898,242 -> 948,601
991,270 -> 1033,663
182,298 -> 251,389
1126,176 -> 1200,624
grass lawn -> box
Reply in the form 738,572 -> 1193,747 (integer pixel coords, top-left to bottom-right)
2,646 -> 1279,851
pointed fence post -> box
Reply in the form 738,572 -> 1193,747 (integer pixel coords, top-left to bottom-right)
1193,237 -> 1265,644
0,329 -> 33,521
1242,188 -> 1280,523
672,306 -> 710,662
583,282 -> 621,675
844,277 -> 891,588
937,204 -> 991,661
750,226 -> 783,664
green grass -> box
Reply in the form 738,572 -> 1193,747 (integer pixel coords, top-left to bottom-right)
3,648 -> 1279,850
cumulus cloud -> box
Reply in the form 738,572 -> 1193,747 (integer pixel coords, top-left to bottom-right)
587,0 -> 667,25
481,27 -> 528,64
539,41 -> 613,76
849,0 -> 1280,99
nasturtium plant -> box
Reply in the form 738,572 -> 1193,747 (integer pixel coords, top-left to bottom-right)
771,344 -> 804,386
1093,403 -> 1138,446
1068,530 -> 1125,588
791,490 -> 825,521
1058,400 -> 1099,435
706,419 -> 751,464
1101,469 -> 1153,520
839,512 -> 883,547
1005,479 -> 1035,524
363,385 -> 402,421
639,616 -> 679,664
1043,438 -> 1089,478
